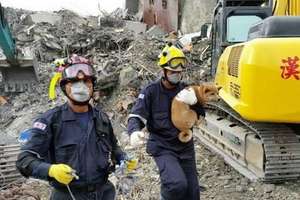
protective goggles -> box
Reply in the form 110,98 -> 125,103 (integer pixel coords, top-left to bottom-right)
166,57 -> 187,69
63,64 -> 95,79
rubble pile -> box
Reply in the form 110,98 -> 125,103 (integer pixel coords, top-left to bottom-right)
0,179 -> 49,200
0,8 -> 160,136
0,6 -> 211,136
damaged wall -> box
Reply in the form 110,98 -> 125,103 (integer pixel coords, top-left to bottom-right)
180,0 -> 217,34
126,0 -> 139,14
143,0 -> 179,32
139,0 -> 217,34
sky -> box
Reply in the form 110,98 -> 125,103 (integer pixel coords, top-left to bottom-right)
0,0 -> 125,16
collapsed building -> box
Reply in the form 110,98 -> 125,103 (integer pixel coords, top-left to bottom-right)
0,3 -> 300,200
126,0 -> 217,33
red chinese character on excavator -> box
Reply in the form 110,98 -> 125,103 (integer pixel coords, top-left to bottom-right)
280,56 -> 300,80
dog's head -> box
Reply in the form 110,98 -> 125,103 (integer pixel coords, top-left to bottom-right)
192,83 -> 221,105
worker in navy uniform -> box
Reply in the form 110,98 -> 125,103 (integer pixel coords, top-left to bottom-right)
127,44 -> 205,200
16,54 -> 135,200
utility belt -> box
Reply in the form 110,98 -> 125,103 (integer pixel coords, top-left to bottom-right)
52,177 -> 108,193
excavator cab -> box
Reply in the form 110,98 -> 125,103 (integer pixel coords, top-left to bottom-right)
0,4 -> 38,94
210,0 -> 273,75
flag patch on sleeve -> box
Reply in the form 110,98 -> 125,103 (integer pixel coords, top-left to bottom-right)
33,122 -> 47,130
138,94 -> 145,99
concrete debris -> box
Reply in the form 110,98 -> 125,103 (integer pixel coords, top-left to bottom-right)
218,175 -> 232,180
236,185 -> 246,193
146,25 -> 166,37
179,32 -> 201,47
0,179 -> 49,200
124,20 -> 147,34
119,66 -> 139,87
116,95 -> 136,113
26,12 -> 62,25
263,184 -> 275,193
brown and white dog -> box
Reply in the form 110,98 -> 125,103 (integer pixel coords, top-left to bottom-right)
171,83 -> 221,143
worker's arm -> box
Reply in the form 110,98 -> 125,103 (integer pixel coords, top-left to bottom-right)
108,121 -> 127,165
16,118 -> 52,180
127,87 -> 151,134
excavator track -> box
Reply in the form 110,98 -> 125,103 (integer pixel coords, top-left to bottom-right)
0,144 -> 22,188
194,100 -> 300,182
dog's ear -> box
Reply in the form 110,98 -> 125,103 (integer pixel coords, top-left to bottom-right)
204,88 -> 210,94
204,85 -> 215,94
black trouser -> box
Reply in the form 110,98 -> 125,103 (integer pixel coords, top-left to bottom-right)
50,181 -> 115,200
154,154 -> 200,200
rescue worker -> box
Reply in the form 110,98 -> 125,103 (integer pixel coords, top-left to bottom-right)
127,44 -> 205,200
16,54 -> 134,200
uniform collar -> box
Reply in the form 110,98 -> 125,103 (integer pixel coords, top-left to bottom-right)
61,103 -> 97,121
159,79 -> 182,94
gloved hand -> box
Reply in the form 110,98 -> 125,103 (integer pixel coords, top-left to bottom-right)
130,131 -> 146,148
118,157 -> 138,175
125,158 -> 138,172
48,164 -> 74,185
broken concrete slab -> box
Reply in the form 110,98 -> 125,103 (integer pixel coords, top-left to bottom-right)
42,38 -> 62,50
119,66 -> 138,87
146,25 -> 166,37
179,32 -> 201,47
20,14 -> 35,26
124,20 -> 147,34
16,32 -> 34,42
28,12 -> 62,25
263,184 -> 275,193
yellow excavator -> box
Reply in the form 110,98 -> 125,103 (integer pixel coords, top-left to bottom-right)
0,4 -> 38,94
196,0 -> 300,182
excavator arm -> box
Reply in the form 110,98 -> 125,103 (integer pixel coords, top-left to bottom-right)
0,5 -> 17,64
273,0 -> 300,15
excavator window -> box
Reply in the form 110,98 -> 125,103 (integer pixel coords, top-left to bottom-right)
226,15 -> 262,42
224,0 -> 270,7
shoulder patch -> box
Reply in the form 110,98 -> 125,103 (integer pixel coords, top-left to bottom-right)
18,129 -> 33,145
33,122 -> 47,130
138,94 -> 145,99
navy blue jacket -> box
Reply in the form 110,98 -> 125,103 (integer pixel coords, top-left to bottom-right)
127,80 -> 205,158
16,103 -> 125,189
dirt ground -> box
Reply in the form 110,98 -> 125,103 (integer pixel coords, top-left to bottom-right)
2,140 -> 300,200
